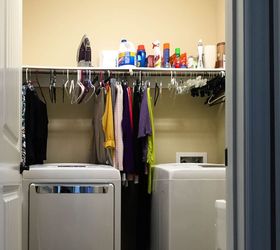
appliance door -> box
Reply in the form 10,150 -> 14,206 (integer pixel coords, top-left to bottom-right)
29,183 -> 115,250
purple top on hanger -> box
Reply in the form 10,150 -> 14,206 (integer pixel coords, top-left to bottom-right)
122,85 -> 135,173
138,89 -> 152,138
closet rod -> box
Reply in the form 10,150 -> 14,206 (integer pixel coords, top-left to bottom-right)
22,66 -> 225,76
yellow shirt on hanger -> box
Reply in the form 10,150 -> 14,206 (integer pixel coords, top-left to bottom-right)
102,86 -> 115,149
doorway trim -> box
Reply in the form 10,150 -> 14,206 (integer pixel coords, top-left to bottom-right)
227,0 -> 273,249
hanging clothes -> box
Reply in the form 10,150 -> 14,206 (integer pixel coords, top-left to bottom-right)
24,85 -> 48,166
114,84 -> 124,171
146,87 -> 156,193
138,87 -> 152,166
21,85 -> 28,168
92,88 -> 112,165
133,84 -> 145,174
122,85 -> 135,173
127,86 -> 134,129
110,78 -> 117,112
102,85 -> 115,149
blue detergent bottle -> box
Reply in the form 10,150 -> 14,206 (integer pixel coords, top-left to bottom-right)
136,45 -> 146,67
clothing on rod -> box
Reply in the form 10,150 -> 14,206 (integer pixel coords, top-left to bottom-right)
92,87 -> 112,165
90,79 -> 156,190
22,83 -> 49,167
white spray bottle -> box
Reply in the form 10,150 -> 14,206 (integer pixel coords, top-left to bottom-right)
197,39 -> 204,68
153,40 -> 161,68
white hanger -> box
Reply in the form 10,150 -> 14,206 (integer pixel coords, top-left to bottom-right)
64,70 -> 71,95
71,70 -> 85,104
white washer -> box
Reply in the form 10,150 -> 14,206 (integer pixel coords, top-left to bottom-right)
22,163 -> 121,250
151,163 -> 226,250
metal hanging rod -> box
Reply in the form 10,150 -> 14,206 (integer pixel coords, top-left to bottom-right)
22,65 -> 225,76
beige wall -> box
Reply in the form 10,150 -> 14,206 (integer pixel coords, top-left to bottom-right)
216,0 -> 225,43
154,89 -> 224,163
23,0 -> 225,67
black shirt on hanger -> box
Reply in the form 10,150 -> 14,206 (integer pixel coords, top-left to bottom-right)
25,88 -> 48,166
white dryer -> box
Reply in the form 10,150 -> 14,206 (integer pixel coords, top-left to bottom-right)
22,163 -> 121,250
151,163 -> 226,250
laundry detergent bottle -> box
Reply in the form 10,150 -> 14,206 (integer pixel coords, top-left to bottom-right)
136,45 -> 146,67
118,39 -> 136,68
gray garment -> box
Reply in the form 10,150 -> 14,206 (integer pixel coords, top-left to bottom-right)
110,78 -> 117,111
92,88 -> 112,165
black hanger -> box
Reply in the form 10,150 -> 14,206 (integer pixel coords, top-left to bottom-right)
35,74 -> 47,104
154,82 -> 160,106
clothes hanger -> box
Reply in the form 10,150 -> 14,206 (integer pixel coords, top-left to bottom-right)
71,70 -> 85,104
159,81 -> 163,95
49,70 -> 56,103
78,70 -> 90,104
154,81 -> 160,106
62,71 -> 66,103
83,70 -> 96,103
23,68 -> 34,89
63,70 -> 71,101
79,70 -> 96,103
207,94 -> 225,106
34,73 -> 47,104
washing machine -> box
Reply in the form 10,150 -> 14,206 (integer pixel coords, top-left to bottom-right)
151,163 -> 226,250
22,163 -> 121,250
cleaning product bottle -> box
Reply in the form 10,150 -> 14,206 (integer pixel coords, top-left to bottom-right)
175,48 -> 181,68
197,39 -> 204,68
163,43 -> 170,68
180,53 -> 187,68
152,40 -> 161,68
136,45 -> 146,67
118,39 -> 136,68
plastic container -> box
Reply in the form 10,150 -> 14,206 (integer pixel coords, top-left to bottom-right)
216,42 -> 225,68
204,45 -> 216,68
188,56 -> 197,68
99,50 -> 118,68
118,39 -> 136,68
197,39 -> 204,68
136,45 -> 146,67
153,40 -> 161,68
163,43 -> 170,68
175,48 -> 181,68
180,53 -> 187,68
147,55 -> 154,67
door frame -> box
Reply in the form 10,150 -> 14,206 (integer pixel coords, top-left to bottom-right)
273,0 -> 280,248
227,0 -> 273,249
